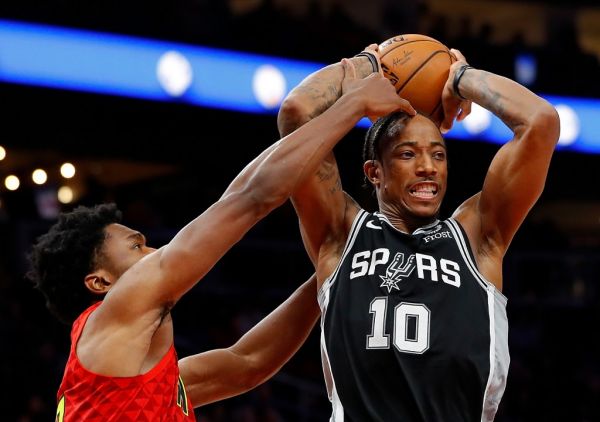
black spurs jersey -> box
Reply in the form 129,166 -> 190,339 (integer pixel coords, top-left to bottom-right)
319,210 -> 509,422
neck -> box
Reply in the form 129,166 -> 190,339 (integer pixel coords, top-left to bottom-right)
378,205 -> 438,234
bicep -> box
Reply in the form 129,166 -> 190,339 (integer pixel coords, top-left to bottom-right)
103,192 -> 265,322
291,153 -> 357,267
478,129 -> 556,250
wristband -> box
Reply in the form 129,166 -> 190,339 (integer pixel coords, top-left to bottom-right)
354,51 -> 379,74
453,64 -> 472,100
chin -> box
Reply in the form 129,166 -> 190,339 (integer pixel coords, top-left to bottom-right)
409,203 -> 440,220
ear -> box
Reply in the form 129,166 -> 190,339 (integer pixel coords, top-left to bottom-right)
363,160 -> 381,187
84,270 -> 114,295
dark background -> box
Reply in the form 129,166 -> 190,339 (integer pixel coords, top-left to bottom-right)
1,1 -> 599,421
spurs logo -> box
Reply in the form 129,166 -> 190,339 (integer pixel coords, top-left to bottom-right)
379,253 -> 416,293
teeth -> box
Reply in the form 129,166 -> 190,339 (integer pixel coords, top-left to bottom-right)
416,186 -> 434,192
412,191 -> 435,198
410,183 -> 437,198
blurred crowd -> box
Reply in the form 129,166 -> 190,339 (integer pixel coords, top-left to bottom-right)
1,0 -> 599,421
1,0 -> 599,97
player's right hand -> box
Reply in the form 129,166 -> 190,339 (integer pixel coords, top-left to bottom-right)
440,48 -> 473,133
340,58 -> 416,121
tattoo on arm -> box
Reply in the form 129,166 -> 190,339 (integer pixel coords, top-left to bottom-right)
468,71 -> 524,132
300,81 -> 342,120
279,56 -> 373,136
316,158 -> 342,196
329,178 -> 342,195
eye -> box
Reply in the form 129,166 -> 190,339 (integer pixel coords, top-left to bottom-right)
433,151 -> 446,160
132,243 -> 142,250
398,150 -> 415,159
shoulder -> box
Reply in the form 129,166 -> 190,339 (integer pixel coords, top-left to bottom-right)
70,302 -> 102,341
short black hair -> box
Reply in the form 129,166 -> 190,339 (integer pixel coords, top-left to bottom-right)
362,111 -> 411,190
27,204 -> 122,324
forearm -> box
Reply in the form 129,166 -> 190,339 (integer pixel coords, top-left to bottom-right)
455,68 -> 560,255
230,275 -> 319,384
157,77 -> 368,301
180,275 -> 319,407
457,69 -> 558,137
228,93 -> 364,213
219,145 -> 277,200
278,56 -> 374,136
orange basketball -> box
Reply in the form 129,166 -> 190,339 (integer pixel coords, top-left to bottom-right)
379,34 -> 454,122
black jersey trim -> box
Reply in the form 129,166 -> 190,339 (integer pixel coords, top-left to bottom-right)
412,219 -> 442,234
373,211 -> 440,235
445,219 -> 503,421
317,210 -> 370,422
320,326 -> 345,420
482,282 -> 497,421
318,209 -> 369,307
446,218 -> 508,304
444,219 -> 489,292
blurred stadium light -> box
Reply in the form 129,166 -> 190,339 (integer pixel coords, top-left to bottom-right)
1,19 -> 599,154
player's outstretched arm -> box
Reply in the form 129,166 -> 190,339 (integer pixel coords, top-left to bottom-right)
278,55 -> 415,281
102,61 -> 412,323
447,50 -> 560,287
179,275 -> 319,407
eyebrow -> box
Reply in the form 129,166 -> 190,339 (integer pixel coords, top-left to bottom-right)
392,141 -> 446,150
126,232 -> 146,243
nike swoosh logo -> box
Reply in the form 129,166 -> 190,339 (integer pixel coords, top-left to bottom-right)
366,220 -> 382,230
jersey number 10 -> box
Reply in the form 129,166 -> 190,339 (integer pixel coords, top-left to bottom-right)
367,297 -> 430,354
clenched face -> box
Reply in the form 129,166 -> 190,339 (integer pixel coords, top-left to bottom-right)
370,114 -> 448,222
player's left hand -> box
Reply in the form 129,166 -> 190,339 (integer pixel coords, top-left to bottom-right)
440,48 -> 473,134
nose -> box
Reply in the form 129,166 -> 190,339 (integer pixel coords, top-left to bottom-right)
415,155 -> 437,177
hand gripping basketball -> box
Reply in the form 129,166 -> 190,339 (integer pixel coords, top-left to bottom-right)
340,58 -> 416,122
378,34 -> 454,123
440,48 -> 473,133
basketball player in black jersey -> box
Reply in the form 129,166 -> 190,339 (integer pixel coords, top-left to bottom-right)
277,47 -> 560,421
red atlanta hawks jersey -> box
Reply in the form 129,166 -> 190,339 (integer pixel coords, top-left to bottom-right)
56,302 -> 195,422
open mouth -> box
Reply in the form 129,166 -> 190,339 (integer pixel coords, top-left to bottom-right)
409,182 -> 438,199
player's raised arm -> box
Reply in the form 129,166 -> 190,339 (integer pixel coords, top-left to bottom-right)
278,53 -> 415,280
447,50 -> 560,287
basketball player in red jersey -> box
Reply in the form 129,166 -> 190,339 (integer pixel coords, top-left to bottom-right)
28,58 -> 414,421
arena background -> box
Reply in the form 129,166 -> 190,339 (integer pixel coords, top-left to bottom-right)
1,0 -> 599,420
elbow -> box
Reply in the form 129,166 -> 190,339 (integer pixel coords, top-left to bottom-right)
239,368 -> 270,393
277,95 -> 311,136
530,100 -> 561,146
231,354 -> 272,394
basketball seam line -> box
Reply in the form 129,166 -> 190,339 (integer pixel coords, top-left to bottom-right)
395,50 -> 451,95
